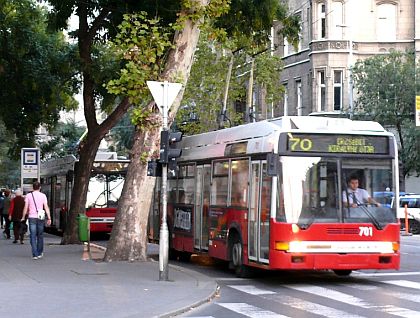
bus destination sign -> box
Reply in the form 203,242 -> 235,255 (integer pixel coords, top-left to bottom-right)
287,133 -> 389,154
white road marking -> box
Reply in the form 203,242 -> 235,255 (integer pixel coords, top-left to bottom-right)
264,294 -> 366,318
386,291 -> 420,303
227,285 -> 276,295
382,280 -> 420,290
339,283 -> 378,291
354,271 -> 420,277
214,277 -> 246,281
218,303 -> 289,318
286,284 -> 420,318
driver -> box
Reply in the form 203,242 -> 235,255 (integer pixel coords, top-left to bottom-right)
343,176 -> 381,208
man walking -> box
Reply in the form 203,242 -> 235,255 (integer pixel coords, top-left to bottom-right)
21,182 -> 51,259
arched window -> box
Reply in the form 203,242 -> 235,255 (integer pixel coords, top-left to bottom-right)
377,3 -> 396,41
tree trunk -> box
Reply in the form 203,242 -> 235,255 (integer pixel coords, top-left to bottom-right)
105,0 -> 208,261
104,121 -> 160,261
62,135 -> 101,243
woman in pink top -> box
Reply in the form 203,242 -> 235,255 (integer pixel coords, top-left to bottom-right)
22,181 -> 51,260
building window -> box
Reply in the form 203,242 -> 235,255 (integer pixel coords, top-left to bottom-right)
318,3 -> 326,39
318,71 -> 326,112
377,3 -> 396,41
296,80 -> 303,116
333,70 -> 343,111
331,1 -> 343,39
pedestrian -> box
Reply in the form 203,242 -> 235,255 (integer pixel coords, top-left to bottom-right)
21,181 -> 51,260
0,191 -> 4,229
9,189 -> 26,244
2,190 -> 12,239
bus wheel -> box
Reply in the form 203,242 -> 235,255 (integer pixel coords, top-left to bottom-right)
409,219 -> 420,234
179,251 -> 192,262
230,236 -> 252,278
169,248 -> 178,260
333,270 -> 352,276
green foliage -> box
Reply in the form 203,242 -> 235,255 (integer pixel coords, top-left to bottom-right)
108,113 -> 135,156
176,34 -> 284,134
0,120 -> 20,188
352,50 -> 420,177
38,120 -> 85,159
105,12 -> 174,108
214,0 -> 300,50
0,0 -> 78,158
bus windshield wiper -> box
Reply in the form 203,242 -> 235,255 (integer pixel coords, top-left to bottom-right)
354,199 -> 383,230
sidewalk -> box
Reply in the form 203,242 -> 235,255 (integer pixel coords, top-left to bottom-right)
0,233 -> 217,318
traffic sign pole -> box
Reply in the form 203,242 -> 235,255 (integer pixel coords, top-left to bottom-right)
147,80 -> 182,281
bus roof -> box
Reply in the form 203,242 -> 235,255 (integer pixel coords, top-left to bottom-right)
41,152 -> 130,177
178,116 -> 392,162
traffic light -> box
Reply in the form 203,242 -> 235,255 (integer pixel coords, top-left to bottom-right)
159,130 -> 183,164
147,160 -> 162,177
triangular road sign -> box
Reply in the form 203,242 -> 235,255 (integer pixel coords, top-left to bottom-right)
147,81 -> 183,108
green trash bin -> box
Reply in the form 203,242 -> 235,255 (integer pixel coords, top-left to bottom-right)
78,213 -> 90,242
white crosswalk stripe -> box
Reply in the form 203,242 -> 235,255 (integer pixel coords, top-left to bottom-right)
286,284 -> 420,318
217,303 -> 289,318
188,279 -> 420,318
227,285 -> 276,295
382,280 -> 420,290
263,294 -> 366,318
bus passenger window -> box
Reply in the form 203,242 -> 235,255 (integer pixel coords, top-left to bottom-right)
211,161 -> 229,206
230,159 -> 249,207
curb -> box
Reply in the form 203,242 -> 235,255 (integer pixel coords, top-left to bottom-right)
89,243 -> 218,317
89,242 -> 107,251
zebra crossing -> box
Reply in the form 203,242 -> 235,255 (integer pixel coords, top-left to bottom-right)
184,277 -> 420,318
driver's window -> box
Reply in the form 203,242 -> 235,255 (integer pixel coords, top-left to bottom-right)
86,174 -> 107,208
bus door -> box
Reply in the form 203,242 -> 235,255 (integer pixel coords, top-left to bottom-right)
194,165 -> 211,251
249,161 -> 270,264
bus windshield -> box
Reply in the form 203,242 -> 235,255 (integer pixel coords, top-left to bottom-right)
86,173 -> 125,208
280,157 -> 396,228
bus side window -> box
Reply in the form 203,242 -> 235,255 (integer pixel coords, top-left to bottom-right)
211,161 -> 229,206
230,159 -> 249,207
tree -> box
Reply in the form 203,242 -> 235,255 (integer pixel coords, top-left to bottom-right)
104,0 -> 299,261
44,0 -> 184,244
0,120 -> 20,189
0,0 -> 78,159
177,35 -> 285,134
39,120 -> 85,159
352,50 -> 419,177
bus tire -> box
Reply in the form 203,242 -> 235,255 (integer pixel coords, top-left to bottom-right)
169,248 -> 178,260
230,234 -> 253,278
179,251 -> 192,262
409,219 -> 420,234
333,270 -> 352,276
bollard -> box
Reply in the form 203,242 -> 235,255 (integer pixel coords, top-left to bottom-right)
402,204 -> 413,236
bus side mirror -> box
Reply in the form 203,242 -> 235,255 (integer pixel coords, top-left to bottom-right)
267,153 -> 279,177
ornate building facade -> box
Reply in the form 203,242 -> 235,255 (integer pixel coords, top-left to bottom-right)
275,0 -> 419,116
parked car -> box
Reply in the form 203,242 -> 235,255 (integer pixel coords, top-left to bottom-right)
373,191 -> 394,208
395,194 -> 420,234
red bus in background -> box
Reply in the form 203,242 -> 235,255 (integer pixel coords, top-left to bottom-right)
41,152 -> 129,234
149,116 -> 400,277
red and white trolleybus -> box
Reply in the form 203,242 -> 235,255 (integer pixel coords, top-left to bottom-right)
149,116 -> 400,276
41,152 -> 129,234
